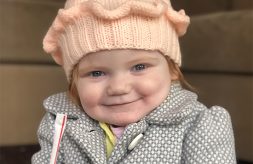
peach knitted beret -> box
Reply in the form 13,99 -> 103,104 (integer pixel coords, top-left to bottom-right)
43,0 -> 190,81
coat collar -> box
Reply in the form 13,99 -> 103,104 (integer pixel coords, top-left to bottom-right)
145,82 -> 198,126
43,92 -> 83,119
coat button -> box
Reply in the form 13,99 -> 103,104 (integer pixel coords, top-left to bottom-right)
128,133 -> 143,151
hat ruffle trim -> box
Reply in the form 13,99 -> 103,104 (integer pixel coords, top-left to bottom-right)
43,0 -> 190,61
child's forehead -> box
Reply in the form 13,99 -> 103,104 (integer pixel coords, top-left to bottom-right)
81,49 -> 162,61
77,49 -> 164,68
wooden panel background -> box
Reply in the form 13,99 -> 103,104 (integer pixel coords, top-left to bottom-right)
0,0 -> 252,162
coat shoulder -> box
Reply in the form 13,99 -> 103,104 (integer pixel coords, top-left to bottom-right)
181,105 -> 236,163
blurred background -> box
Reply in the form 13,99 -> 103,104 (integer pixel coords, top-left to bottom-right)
0,0 -> 252,163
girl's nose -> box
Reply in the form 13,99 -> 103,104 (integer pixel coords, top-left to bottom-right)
107,74 -> 131,96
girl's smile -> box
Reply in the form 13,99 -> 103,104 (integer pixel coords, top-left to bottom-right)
102,97 -> 141,106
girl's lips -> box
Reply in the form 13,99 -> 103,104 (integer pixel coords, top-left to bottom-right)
103,98 -> 141,106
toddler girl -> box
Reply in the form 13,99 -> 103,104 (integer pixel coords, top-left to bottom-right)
32,0 -> 236,163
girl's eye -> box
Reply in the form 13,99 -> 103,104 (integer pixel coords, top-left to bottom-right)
132,64 -> 146,71
89,71 -> 105,77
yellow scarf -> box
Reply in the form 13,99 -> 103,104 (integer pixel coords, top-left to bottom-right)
99,122 -> 116,158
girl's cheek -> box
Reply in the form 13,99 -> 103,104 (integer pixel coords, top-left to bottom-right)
77,83 -> 102,107
79,92 -> 96,109
137,77 -> 168,95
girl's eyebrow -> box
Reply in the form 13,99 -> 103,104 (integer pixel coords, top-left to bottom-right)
126,56 -> 160,65
78,57 -> 105,73
78,65 -> 106,74
78,54 -> 161,73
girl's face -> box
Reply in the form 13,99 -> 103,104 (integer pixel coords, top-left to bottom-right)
76,49 -> 176,126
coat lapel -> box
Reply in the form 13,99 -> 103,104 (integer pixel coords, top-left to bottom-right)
108,119 -> 149,163
43,93 -> 106,164
66,117 -> 107,164
44,92 -> 107,163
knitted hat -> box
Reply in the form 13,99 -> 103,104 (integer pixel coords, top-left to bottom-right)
43,0 -> 190,81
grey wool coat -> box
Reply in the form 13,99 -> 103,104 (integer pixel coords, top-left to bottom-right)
32,83 -> 236,164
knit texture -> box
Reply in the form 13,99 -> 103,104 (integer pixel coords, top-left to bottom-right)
43,0 -> 190,81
